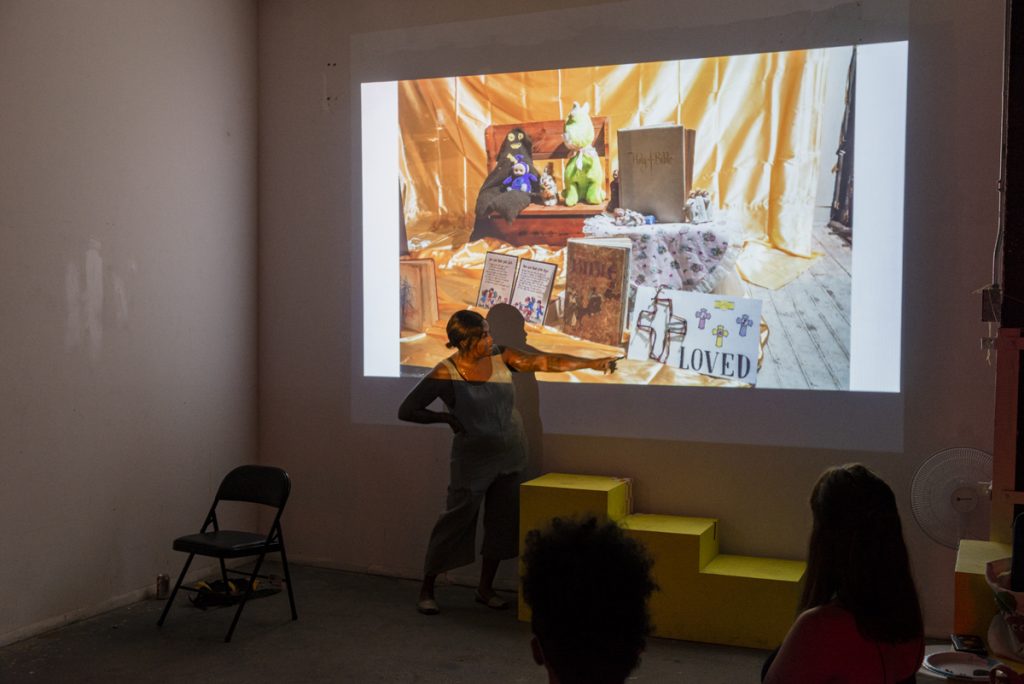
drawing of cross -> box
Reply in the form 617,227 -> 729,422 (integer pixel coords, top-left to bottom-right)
736,314 -> 753,337
712,324 -> 729,348
636,292 -> 687,364
695,308 -> 712,330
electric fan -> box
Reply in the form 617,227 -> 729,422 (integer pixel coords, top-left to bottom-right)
910,447 -> 993,549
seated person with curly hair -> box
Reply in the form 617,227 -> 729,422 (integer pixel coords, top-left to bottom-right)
521,517 -> 656,684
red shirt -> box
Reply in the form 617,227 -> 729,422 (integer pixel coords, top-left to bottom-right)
763,603 -> 924,684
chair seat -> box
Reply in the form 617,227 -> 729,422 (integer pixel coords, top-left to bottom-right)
173,530 -> 280,558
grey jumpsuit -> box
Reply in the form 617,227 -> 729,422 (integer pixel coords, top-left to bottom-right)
422,351 -> 528,575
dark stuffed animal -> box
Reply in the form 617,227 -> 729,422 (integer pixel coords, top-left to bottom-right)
473,128 -> 538,235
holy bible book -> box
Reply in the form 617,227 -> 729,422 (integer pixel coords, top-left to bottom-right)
562,237 -> 632,347
617,124 -> 696,223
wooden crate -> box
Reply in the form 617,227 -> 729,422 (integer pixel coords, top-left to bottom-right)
479,117 -> 610,247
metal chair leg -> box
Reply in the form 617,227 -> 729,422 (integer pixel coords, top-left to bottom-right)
278,541 -> 298,620
224,554 -> 267,643
157,553 -> 195,627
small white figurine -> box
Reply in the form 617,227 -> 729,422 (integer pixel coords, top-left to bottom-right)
685,189 -> 714,224
539,163 -> 559,206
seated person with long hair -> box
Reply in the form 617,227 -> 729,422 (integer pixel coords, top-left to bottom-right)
521,517 -> 656,684
763,464 -> 924,683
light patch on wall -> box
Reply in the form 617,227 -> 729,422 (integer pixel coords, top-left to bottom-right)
111,273 -> 129,327
65,239 -> 105,360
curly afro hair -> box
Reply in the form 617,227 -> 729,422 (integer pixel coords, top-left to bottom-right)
522,517 -> 656,684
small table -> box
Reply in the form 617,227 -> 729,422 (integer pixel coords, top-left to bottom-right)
582,217 -> 742,295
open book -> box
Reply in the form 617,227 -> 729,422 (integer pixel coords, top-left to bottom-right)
477,252 -> 558,325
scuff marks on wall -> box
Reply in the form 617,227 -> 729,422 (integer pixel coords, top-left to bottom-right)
64,239 -> 125,361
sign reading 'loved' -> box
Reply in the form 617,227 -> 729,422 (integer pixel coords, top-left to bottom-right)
627,286 -> 762,385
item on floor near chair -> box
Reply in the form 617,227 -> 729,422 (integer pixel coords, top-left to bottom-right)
156,465 -> 298,642
617,124 -> 696,223
188,577 -> 283,610
155,573 -> 169,600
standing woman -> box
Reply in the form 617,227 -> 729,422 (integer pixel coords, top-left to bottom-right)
398,310 -> 619,615
763,464 -> 924,683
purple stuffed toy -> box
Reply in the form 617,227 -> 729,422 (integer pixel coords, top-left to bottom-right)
502,155 -> 538,194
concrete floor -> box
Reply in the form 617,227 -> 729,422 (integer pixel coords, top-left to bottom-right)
0,563 -> 785,683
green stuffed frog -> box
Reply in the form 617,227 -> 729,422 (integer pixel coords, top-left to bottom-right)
562,101 -> 605,207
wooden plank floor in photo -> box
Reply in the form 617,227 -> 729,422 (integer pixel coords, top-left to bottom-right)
750,216 -> 852,391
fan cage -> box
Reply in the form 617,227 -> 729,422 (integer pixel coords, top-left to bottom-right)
910,447 -> 992,549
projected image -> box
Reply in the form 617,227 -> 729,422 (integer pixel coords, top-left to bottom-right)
363,43 -> 906,391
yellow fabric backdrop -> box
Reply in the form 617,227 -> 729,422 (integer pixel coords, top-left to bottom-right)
398,50 -> 831,287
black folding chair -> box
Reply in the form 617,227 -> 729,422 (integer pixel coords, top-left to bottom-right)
157,465 -> 297,642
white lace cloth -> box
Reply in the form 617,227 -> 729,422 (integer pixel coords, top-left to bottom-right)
582,215 -> 740,294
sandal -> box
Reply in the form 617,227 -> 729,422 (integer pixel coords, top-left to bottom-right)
474,592 -> 509,610
417,597 -> 440,615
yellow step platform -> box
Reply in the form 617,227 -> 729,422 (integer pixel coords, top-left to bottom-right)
518,473 -> 632,619
621,514 -> 804,649
519,474 -> 806,649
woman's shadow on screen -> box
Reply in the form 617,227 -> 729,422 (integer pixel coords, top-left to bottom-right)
486,304 -> 544,477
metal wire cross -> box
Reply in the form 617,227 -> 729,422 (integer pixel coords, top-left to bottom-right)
635,287 -> 688,364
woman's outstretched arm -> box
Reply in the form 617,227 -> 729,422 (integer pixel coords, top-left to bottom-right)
397,364 -> 463,432
502,347 -> 620,374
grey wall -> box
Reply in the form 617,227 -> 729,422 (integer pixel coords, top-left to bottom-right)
0,0 -> 258,644
0,0 -> 998,645
259,0 -> 1004,637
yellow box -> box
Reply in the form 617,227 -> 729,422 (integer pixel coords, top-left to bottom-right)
696,554 -> 805,649
518,473 -> 632,619
516,472 -> 804,649
622,514 -> 803,649
955,539 -> 1011,638
620,514 -> 718,640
